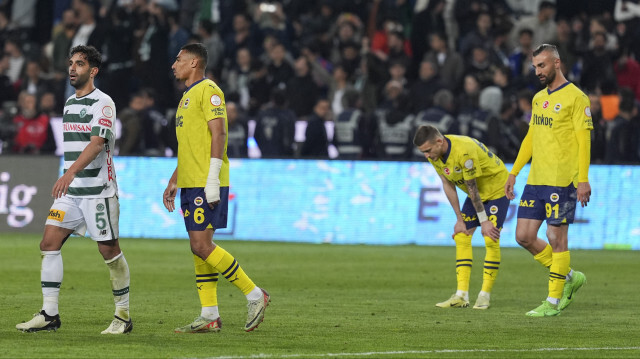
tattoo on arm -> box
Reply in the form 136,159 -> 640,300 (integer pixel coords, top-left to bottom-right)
465,178 -> 484,214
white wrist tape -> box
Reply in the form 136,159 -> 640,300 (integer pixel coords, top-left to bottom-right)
205,158 -> 222,203
477,210 -> 488,223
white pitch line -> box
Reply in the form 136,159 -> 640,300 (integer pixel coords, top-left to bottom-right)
184,346 -> 640,359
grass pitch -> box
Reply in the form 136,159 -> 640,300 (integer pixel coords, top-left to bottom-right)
1,234 -> 639,359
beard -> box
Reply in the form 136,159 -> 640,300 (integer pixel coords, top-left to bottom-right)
539,68 -> 556,86
70,73 -> 89,89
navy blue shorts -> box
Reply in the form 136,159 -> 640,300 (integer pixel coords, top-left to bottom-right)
517,184 -> 577,225
461,196 -> 510,230
180,187 -> 229,231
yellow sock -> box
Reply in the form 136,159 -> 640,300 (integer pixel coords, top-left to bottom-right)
205,246 -> 256,295
454,233 -> 473,292
194,254 -> 218,307
533,244 -> 553,268
481,236 -> 500,293
549,251 -> 570,300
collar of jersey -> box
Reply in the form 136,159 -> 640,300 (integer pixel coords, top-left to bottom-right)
75,88 -> 97,99
547,81 -> 570,95
441,136 -> 452,163
185,77 -> 206,94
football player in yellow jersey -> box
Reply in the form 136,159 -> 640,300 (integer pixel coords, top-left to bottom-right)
163,43 -> 269,333
505,44 -> 591,317
414,125 -> 509,310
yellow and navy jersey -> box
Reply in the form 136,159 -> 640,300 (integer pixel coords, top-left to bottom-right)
428,135 -> 509,201
175,78 -> 229,188
528,82 -> 593,187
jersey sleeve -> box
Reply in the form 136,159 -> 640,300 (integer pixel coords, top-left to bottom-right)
572,93 -> 594,131
90,98 -> 116,141
202,83 -> 227,122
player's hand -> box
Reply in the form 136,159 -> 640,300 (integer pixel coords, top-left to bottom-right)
163,181 -> 177,212
480,221 -> 500,242
577,181 -> 591,207
504,174 -> 516,200
204,180 -> 220,209
452,219 -> 470,239
52,172 -> 74,199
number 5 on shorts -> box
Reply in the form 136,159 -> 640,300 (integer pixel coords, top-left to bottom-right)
96,212 -> 106,230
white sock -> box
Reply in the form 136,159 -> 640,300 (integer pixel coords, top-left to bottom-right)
455,290 -> 469,301
41,250 -> 63,316
566,269 -> 574,281
547,297 -> 559,305
479,291 -> 490,299
246,286 -> 263,301
105,252 -> 130,320
201,306 -> 219,320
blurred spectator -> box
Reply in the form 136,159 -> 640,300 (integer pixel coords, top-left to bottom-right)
454,0 -> 492,38
605,88 -> 639,163
51,8 -> 77,81
458,74 -> 481,114
252,1 -> 292,51
12,91 -> 53,154
412,89 -> 457,158
490,101 -> 526,162
588,92 -> 607,162
223,13 -> 261,61
168,11 -> 191,71
410,0 -> 446,71
508,28 -> 535,89
614,48 -> 640,101
301,98 -> 332,158
465,46 -> 495,88
474,86 -> 503,150
555,19 -> 579,78
118,91 -> 146,155
136,1 -> 173,110
424,32 -> 464,91
375,81 -> 413,159
266,42 -> 294,91
516,89 -> 533,124
329,63 -> 355,117
488,25 -> 512,68
71,0 -> 106,51
510,1 -> 556,48
409,60 -> 445,113
286,56 -> 320,119
226,101 -> 248,158
102,4 -> 136,111
334,89 -> 366,159
0,55 -> 17,103
19,60 -> 53,98
254,89 -> 296,157
197,20 -> 224,77
614,0 -> 640,59
4,38 -> 26,87
459,12 -> 493,58
580,32 -> 616,92
140,87 -> 168,156
330,14 -> 364,66
224,47 -> 269,115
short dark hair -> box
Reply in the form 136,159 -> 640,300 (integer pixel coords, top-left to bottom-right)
69,45 -> 102,69
532,43 -> 559,59
180,43 -> 208,69
413,125 -> 443,147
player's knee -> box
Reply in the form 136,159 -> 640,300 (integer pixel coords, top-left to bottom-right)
515,229 -> 536,248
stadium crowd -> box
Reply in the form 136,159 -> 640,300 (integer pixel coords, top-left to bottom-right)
0,0 -> 639,163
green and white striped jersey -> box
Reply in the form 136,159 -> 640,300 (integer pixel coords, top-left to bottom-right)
62,88 -> 118,198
